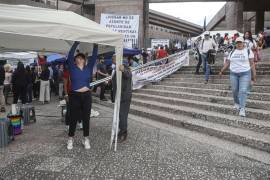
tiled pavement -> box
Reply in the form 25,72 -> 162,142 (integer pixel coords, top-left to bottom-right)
0,100 -> 270,180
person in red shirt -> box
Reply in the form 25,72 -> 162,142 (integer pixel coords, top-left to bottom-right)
63,68 -> 71,97
38,54 -> 47,65
156,46 -> 168,59
63,67 -> 71,128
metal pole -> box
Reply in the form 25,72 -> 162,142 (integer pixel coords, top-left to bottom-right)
81,0 -> 85,16
56,0 -> 59,10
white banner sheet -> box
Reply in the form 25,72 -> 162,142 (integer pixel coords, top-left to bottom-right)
132,50 -> 189,90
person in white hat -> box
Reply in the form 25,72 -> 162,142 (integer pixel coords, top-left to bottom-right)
219,37 -> 256,117
199,31 -> 217,83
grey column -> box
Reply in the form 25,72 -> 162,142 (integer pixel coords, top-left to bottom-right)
143,0 -> 149,49
243,12 -> 252,33
255,11 -> 265,34
225,1 -> 244,32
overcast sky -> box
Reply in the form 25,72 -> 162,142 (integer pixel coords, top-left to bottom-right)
150,2 -> 226,26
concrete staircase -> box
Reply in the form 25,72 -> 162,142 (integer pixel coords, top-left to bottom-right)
93,49 -> 270,154
130,59 -> 270,153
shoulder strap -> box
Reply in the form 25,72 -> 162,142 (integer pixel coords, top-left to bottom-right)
229,49 -> 236,58
201,39 -> 205,49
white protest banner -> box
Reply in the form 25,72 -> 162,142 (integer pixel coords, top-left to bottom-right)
132,50 -> 189,90
100,14 -> 139,48
151,39 -> 170,48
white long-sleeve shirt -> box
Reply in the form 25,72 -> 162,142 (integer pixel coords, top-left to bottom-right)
199,39 -> 217,54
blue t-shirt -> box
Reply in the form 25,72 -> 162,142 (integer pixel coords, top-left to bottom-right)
67,42 -> 98,91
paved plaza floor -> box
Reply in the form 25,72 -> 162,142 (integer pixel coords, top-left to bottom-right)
0,100 -> 270,180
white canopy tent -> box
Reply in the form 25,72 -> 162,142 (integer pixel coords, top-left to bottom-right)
0,4 -> 124,150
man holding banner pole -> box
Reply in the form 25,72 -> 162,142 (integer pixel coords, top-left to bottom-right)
111,57 -> 132,143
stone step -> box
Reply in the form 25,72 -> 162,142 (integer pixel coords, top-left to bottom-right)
129,104 -> 270,153
132,94 -> 270,121
180,65 -> 270,70
175,70 -> 270,75
145,85 -> 270,101
180,68 -> 270,74
135,89 -> 270,111
159,81 -> 270,93
163,78 -> 270,86
169,74 -> 270,79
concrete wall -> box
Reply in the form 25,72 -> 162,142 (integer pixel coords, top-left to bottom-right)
208,1 -> 270,33
244,11 -> 270,34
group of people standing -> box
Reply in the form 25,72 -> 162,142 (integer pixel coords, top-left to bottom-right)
0,62 -> 48,111
0,61 -> 67,108
193,30 -> 261,117
0,42 -> 133,150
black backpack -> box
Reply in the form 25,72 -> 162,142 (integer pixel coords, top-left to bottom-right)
207,49 -> 216,64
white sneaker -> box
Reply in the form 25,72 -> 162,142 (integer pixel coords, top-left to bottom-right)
233,104 -> 240,110
67,138 -> 73,150
239,108 -> 246,117
82,138 -> 91,149
91,109 -> 100,117
79,122 -> 83,130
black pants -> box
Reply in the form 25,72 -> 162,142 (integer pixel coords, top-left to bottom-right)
33,81 -> 40,98
195,49 -> 202,73
119,99 -> 131,132
13,85 -> 27,104
65,101 -> 71,126
99,82 -> 106,100
4,84 -> 11,104
50,79 -> 54,96
110,88 -> 114,103
26,84 -> 33,103
68,91 -> 91,137
266,36 -> 270,48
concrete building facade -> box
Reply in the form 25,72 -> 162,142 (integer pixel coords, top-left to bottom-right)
0,0 -> 202,49
207,1 -> 270,34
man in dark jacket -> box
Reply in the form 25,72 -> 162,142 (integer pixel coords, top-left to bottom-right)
12,62 -> 29,104
0,65 -> 6,112
97,57 -> 109,101
112,59 -> 132,143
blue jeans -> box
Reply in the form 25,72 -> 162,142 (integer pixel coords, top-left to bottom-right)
201,53 -> 210,81
230,70 -> 251,109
